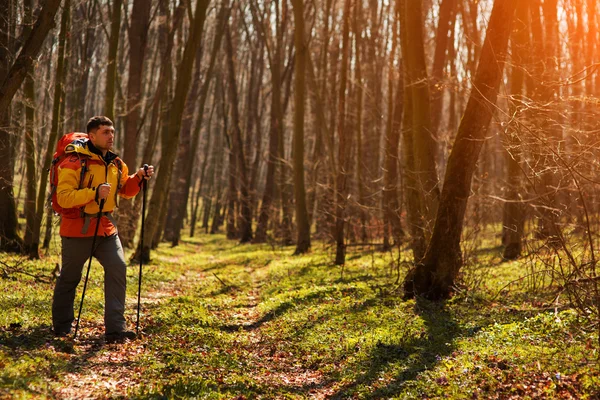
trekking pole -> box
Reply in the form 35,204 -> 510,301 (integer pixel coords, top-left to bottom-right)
74,197 -> 106,340
136,164 -> 148,336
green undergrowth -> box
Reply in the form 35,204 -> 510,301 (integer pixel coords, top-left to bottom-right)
0,234 -> 599,399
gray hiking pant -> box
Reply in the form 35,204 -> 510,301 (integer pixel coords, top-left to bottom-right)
52,234 -> 128,334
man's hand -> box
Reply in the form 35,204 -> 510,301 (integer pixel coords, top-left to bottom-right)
97,183 -> 111,201
136,165 -> 155,180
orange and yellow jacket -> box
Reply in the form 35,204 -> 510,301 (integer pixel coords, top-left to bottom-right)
56,140 -> 142,237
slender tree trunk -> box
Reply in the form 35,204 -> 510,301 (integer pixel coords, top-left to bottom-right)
502,1 -> 528,260
403,0 -> 440,235
116,0 -> 151,242
333,0 -> 352,265
290,0 -> 311,254
26,0 -> 70,255
404,0 -> 516,300
535,0 -> 561,243
165,1 -> 228,245
163,50 -> 203,244
135,0 -> 211,262
225,24 -> 253,243
430,0 -> 458,136
384,71 -> 404,249
105,0 -> 123,120
0,0 -> 63,252
354,0 -> 368,244
0,0 -> 19,252
22,0 -> 38,257
122,0 -> 184,247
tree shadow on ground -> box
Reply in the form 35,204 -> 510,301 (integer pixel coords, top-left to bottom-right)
328,297 -> 465,399
0,324 -> 107,396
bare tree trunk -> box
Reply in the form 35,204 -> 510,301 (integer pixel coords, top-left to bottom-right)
404,0 -> 516,300
534,0 -> 561,243
0,0 -> 62,252
384,73 -> 405,249
165,2 -> 228,245
26,0 -> 70,255
121,0 -> 184,247
135,0 -> 211,262
73,3 -> 97,125
402,0 -> 440,234
502,1 -> 528,260
333,0 -> 352,265
353,0 -> 368,244
22,0 -> 38,257
225,24 -> 253,243
290,0 -> 311,254
430,0 -> 458,136
116,0 -> 151,243
104,0 -> 123,120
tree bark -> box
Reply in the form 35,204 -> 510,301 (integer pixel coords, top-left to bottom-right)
225,24 -> 253,243
502,0 -> 529,260
0,0 -> 62,252
402,0 -> 440,233
104,0 -> 123,120
22,0 -> 38,257
290,0 -> 311,254
136,0 -> 211,262
430,0 -> 458,136
333,0 -> 352,265
116,0 -> 151,243
164,1 -> 228,245
253,0 -> 286,243
404,0 -> 516,300
26,0 -> 70,255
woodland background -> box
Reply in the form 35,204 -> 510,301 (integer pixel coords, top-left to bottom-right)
0,0 -> 600,318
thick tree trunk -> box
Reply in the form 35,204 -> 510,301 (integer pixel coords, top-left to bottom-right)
404,0 -> 516,300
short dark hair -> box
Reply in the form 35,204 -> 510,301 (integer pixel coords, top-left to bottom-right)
86,116 -> 113,133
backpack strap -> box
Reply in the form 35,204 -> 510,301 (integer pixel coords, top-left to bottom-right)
113,158 -> 123,208
77,155 -> 90,218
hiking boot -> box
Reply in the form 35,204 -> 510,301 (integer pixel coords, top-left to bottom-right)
105,331 -> 136,344
53,327 -> 71,337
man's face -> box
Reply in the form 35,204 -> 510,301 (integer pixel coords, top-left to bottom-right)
89,124 -> 115,152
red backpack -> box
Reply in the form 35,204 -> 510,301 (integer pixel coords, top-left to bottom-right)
48,132 -> 90,215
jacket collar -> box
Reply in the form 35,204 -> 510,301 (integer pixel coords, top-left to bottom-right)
87,140 -> 118,163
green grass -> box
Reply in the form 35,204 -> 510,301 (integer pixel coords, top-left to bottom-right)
1,233 -> 599,399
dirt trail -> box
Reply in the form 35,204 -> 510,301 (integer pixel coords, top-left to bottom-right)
213,283 -> 336,398
51,251 -> 334,399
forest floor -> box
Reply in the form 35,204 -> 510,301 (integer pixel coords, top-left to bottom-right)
1,233 -> 599,399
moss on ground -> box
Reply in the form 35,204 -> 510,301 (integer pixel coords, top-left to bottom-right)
0,234 -> 599,399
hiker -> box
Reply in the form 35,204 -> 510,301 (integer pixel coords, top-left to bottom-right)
51,116 -> 154,343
